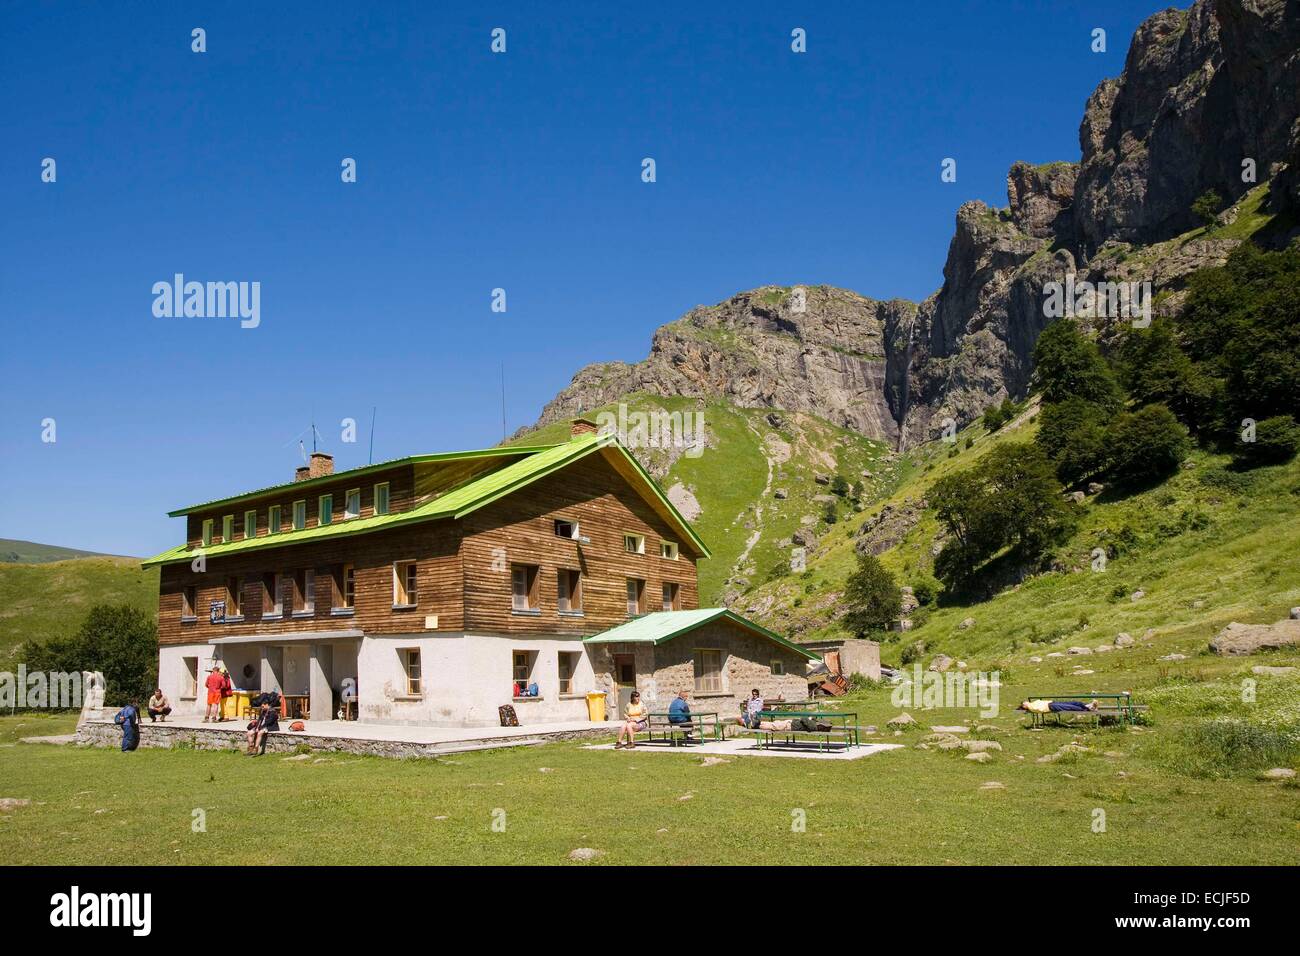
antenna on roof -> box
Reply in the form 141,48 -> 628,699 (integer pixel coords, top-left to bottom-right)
368,407 -> 376,465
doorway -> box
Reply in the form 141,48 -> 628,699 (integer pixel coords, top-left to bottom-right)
614,653 -> 637,719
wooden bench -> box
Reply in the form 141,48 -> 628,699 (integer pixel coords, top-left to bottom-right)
746,709 -> 861,751
639,712 -> 723,746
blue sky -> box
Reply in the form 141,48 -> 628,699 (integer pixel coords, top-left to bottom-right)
0,0 -> 1155,556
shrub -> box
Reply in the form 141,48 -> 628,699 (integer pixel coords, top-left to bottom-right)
830,474 -> 851,497
20,604 -> 158,707
899,640 -> 926,666
1106,404 -> 1191,486
1191,189 -> 1223,227
911,578 -> 938,607
1233,415 -> 1300,468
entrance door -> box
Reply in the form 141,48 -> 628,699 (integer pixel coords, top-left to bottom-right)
614,654 -> 637,719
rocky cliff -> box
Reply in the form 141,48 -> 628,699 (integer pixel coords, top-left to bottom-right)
529,0 -> 1300,449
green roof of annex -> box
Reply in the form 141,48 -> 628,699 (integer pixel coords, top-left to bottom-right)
143,432 -> 711,568
583,608 -> 819,661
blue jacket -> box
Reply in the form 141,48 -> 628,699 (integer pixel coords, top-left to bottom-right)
668,696 -> 691,723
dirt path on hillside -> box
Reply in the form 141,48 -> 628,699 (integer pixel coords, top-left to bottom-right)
733,422 -> 776,573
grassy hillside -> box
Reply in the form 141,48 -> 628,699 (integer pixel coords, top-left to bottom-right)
0,558 -> 158,665
0,538 -> 129,564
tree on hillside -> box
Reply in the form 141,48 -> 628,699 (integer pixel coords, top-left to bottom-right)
1031,319 -> 1125,411
1106,404 -> 1191,486
1191,189 -> 1223,228
21,604 -> 158,707
841,552 -> 902,638
1233,415 -> 1300,468
1116,320 -> 1222,433
1178,242 -> 1300,426
830,474 -> 850,497
1036,396 -> 1110,485
931,442 -> 1077,587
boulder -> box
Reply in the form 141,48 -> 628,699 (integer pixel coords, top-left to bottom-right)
1209,619 -> 1300,656
959,617 -> 976,629
965,752 -> 993,763
567,847 -> 603,861
1028,655 -> 1043,663
1262,768 -> 1296,780
887,713 -> 918,728
773,488 -> 788,500
1130,590 -> 1145,602
1067,646 -> 1093,655
1114,633 -> 1135,647
1095,644 -> 1113,653
1159,653 -> 1188,661
963,740 -> 1002,754
1087,482 -> 1105,495
928,655 -> 954,673
814,474 -> 831,485
1065,490 -> 1086,504
1291,607 -> 1300,620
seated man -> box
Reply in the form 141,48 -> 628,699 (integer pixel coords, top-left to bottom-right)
667,689 -> 694,739
147,688 -> 172,722
245,702 -> 280,756
742,688 -> 764,728
340,678 -> 358,719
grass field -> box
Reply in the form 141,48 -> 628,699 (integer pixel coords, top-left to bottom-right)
3,651 -> 1297,865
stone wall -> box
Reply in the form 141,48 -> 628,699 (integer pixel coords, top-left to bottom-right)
648,619 -> 809,715
75,719 -> 612,760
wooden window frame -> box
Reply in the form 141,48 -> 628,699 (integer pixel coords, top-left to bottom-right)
393,560 -> 418,608
344,488 -> 361,520
244,509 -> 257,540
557,651 -> 580,696
373,482 -> 390,516
512,650 -> 538,697
400,648 -> 422,697
626,577 -> 645,616
181,585 -> 197,621
623,533 -> 645,555
263,573 -> 282,618
222,514 -> 234,543
556,568 -> 582,614
694,648 -> 724,694
201,519 -> 213,548
662,581 -> 680,612
292,500 -> 307,531
268,504 -> 282,535
292,568 -> 315,616
318,494 -> 333,527
660,540 -> 679,560
511,564 -> 540,613
226,576 -> 242,619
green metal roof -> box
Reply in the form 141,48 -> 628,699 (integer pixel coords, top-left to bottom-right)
143,433 -> 711,567
167,445 -> 558,517
583,608 -> 820,661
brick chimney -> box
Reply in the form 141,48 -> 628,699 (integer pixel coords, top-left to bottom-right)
295,452 -> 334,481
571,417 -> 599,438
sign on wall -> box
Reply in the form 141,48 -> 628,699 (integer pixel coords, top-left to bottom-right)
209,600 -> 226,625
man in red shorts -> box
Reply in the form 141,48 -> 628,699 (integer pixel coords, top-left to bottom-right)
203,665 -> 226,722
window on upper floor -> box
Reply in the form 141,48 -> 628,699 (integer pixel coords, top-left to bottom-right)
222,515 -> 234,543
268,505 -> 282,535
556,568 -> 582,613
319,494 -> 333,526
662,581 -> 680,611
393,560 -> 418,608
344,488 -> 361,520
263,573 -> 282,618
626,578 -> 645,616
182,586 -> 197,620
332,563 -> 355,611
226,576 -> 242,618
554,519 -> 578,539
661,540 -> 679,560
292,500 -> 306,531
244,510 -> 257,540
511,564 -> 539,612
293,569 -> 314,615
374,482 -> 390,516
624,533 -> 645,555
201,519 -> 214,548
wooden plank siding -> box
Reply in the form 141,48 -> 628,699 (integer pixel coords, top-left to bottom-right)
157,446 -> 702,646
460,452 -> 699,635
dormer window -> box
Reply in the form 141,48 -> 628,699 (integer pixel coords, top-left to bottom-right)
319,494 -> 333,527
374,482 -> 390,516
222,515 -> 234,543
201,519 -> 213,548
268,504 -> 282,535
292,500 -> 306,531
345,488 -> 361,519
554,519 -> 578,539
623,533 -> 645,555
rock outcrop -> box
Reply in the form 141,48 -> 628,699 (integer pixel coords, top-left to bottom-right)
1209,619 -> 1300,655
530,0 -> 1299,451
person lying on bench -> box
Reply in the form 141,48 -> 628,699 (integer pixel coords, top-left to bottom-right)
668,689 -> 694,740
615,691 -> 647,749
1019,698 -> 1098,713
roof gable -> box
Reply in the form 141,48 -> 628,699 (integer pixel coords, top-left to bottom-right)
583,608 -> 819,661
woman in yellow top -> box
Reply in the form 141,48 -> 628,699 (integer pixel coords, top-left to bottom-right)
615,691 -> 648,749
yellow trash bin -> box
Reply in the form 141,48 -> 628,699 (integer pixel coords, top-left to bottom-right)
585,692 -> 607,722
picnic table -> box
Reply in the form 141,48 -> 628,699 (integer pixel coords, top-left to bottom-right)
1022,692 -> 1147,727
746,709 -> 860,751
640,711 -> 723,746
